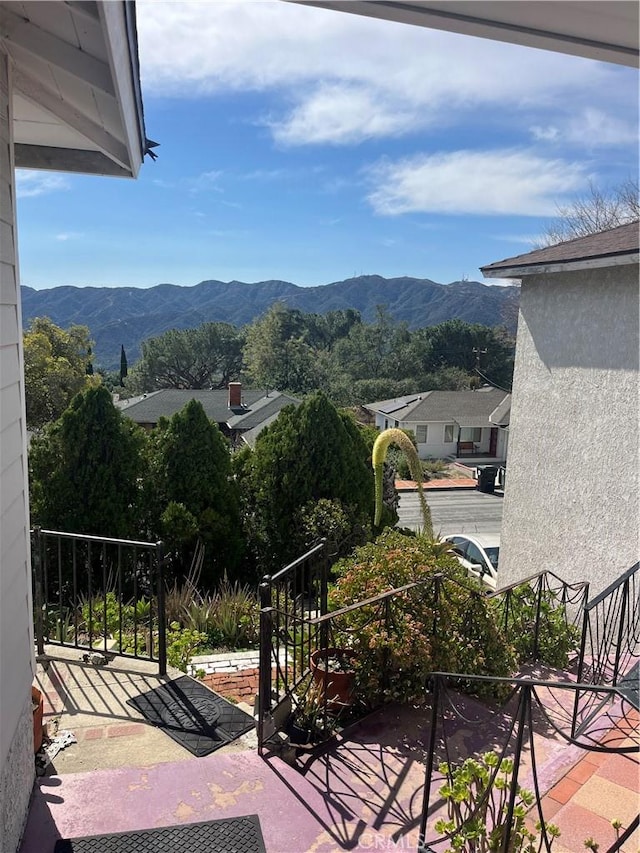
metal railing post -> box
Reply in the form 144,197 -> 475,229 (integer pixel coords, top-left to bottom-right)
319,539 -> 329,651
156,541 -> 167,676
501,684 -> 530,853
572,605 -> 590,738
418,674 -> 440,851
258,606 -> 274,755
533,576 -> 543,660
612,578 -> 629,686
33,526 -> 45,656
259,576 -> 272,610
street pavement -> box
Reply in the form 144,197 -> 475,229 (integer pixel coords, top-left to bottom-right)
397,488 -> 503,538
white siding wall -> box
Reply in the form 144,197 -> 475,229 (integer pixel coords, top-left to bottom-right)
498,264 -> 639,594
401,421 -> 458,459
0,50 -> 35,853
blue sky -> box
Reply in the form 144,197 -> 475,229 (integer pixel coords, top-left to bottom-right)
16,1 -> 639,290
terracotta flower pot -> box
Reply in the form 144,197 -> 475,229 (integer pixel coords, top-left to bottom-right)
32,686 -> 44,754
310,648 -> 357,711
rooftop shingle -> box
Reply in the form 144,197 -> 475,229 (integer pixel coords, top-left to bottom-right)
482,221 -> 639,275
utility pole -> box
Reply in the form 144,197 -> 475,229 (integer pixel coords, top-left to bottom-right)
472,347 -> 487,371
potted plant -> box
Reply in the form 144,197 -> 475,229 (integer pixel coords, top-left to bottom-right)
286,677 -> 331,745
32,686 -> 44,754
310,647 -> 358,710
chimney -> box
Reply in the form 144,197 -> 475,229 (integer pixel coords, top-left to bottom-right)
228,382 -> 242,408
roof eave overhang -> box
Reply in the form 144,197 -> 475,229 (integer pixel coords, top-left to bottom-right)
292,1 -> 639,68
99,0 -> 145,177
482,252 -> 640,280
6,0 -> 146,178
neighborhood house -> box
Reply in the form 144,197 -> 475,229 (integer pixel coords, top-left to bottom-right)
363,387 -> 510,461
117,383 -> 299,447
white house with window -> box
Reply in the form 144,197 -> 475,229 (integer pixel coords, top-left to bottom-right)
363,388 -> 510,461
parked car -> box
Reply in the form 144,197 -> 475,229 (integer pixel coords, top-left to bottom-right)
443,534 -> 499,590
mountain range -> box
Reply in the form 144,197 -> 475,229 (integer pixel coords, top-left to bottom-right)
20,275 -> 519,371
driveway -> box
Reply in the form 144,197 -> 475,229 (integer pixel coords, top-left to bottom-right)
397,489 -> 503,538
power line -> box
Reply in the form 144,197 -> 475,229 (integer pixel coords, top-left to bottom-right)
474,367 -> 512,394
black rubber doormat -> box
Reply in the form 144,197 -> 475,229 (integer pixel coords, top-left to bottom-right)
126,674 -> 254,757
54,814 -> 267,852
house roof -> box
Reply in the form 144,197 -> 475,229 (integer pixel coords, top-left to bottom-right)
489,395 -> 511,427
117,388 -> 299,431
364,388 -> 510,426
2,0 -> 148,177
482,221 -> 640,278
298,1 -> 639,68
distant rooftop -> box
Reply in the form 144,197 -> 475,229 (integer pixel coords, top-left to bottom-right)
117,388 -> 299,433
364,388 -> 510,427
482,221 -> 640,278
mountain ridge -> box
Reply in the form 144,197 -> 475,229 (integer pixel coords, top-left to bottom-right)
20,275 -> 518,371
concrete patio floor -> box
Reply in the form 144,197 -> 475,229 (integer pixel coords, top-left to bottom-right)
19,648 -> 639,853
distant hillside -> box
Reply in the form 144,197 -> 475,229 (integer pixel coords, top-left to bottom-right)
20,275 -> 519,371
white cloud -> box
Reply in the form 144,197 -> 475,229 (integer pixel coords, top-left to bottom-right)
494,234 -> 540,246
55,232 -> 82,241
531,109 -> 638,147
366,149 -> 587,216
530,125 -> 560,142
16,171 -> 70,198
271,84 -> 420,145
189,170 -> 223,194
136,1 -> 626,147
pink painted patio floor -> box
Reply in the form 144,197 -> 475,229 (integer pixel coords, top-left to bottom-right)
20,680 -> 639,852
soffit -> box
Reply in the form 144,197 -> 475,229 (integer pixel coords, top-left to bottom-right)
298,1 -> 639,67
0,0 -> 146,177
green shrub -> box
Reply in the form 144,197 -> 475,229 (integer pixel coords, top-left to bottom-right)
166,622 -> 207,672
176,576 -> 259,651
328,530 -> 516,705
434,751 -> 560,852
492,585 -> 581,669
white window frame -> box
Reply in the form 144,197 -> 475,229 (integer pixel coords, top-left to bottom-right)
444,424 -> 455,443
461,427 -> 482,443
415,424 -> 428,443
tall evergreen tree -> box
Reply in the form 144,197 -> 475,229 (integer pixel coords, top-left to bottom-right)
29,385 -> 146,537
243,392 -> 374,571
152,400 -> 244,585
119,345 -> 128,386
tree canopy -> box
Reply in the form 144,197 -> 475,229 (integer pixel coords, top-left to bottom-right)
24,317 -> 98,428
240,392 -> 374,571
149,400 -> 244,585
29,385 -> 146,537
130,322 -> 244,391
540,178 -> 639,246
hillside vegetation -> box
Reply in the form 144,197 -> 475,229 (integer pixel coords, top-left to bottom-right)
21,275 -> 518,370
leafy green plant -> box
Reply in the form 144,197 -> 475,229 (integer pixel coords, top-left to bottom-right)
289,676 -> 334,743
434,751 -> 560,852
210,576 -> 259,649
493,585 -> 580,668
328,530 -> 516,705
171,575 -> 259,651
80,591 -> 125,638
166,622 -> 207,672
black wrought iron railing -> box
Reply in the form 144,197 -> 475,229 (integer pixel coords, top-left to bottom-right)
257,556 -> 595,754
572,561 -> 639,737
418,672 -> 639,853
258,578 -> 427,753
488,570 -> 589,666
32,526 -> 167,675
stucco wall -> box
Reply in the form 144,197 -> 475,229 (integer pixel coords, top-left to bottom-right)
498,263 -> 639,594
0,50 -> 35,852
